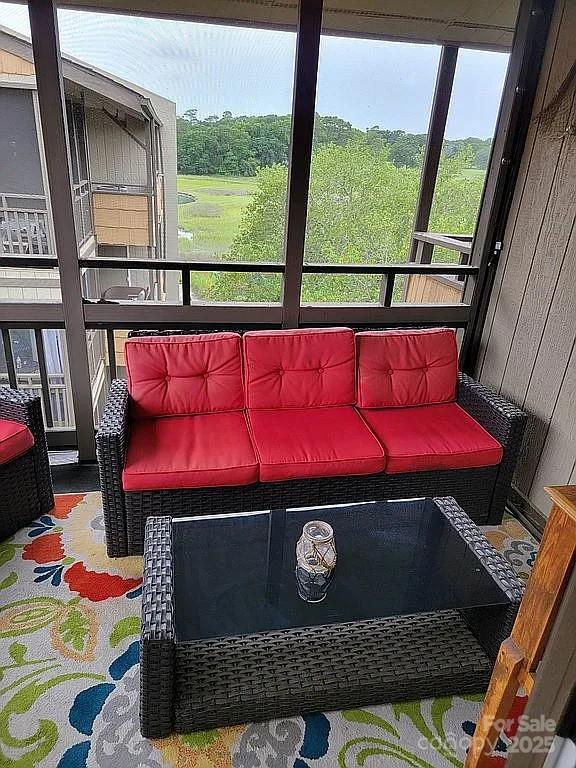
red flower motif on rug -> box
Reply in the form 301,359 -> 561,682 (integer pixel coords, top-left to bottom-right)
23,532 -> 65,564
22,493 -> 142,602
63,561 -> 140,602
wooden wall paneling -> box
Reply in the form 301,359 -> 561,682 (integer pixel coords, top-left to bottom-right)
530,343 -> 576,512
500,90 -> 576,402
0,49 -> 35,75
478,72 -> 572,388
477,0 -> 567,386
514,215 -> 576,495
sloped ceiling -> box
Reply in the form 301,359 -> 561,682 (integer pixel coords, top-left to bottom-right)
54,0 -> 519,50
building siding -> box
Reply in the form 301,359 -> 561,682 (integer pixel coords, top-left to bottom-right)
477,0 -> 576,515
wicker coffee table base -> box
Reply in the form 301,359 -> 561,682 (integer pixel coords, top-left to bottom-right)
140,499 -> 524,737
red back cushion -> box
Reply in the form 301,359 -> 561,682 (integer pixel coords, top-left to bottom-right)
356,328 -> 458,408
125,333 -> 244,418
243,328 -> 356,409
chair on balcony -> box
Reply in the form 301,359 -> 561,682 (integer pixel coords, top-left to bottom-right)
0,387 -> 54,541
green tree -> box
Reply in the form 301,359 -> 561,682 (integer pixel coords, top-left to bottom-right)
191,144 -> 484,303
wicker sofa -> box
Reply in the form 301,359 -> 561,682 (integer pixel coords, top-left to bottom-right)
0,387 -> 54,541
97,327 -> 526,557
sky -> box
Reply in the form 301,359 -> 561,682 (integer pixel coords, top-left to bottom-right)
0,2 -> 509,139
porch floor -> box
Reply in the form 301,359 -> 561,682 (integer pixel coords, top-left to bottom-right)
1,490 -> 538,767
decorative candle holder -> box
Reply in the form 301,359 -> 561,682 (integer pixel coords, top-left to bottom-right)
295,520 -> 337,602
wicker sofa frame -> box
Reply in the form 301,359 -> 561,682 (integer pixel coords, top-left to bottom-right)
140,497 -> 524,736
0,386 -> 54,541
97,330 -> 527,558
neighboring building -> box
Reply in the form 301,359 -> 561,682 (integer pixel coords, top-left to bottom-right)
0,25 -> 177,430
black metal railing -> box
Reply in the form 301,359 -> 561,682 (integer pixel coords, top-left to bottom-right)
0,193 -> 54,257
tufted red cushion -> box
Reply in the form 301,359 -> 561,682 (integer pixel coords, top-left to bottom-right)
122,412 -> 258,491
243,328 -> 356,409
0,418 -> 34,465
247,406 -> 385,482
125,333 -> 244,418
360,403 -> 503,474
356,328 -> 458,408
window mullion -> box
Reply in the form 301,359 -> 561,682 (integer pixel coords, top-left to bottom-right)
281,0 -> 323,328
28,0 -> 96,460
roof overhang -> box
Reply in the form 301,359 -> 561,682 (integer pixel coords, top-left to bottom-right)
0,25 -> 158,119
52,0 -> 519,51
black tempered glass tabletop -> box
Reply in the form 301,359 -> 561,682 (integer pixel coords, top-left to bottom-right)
172,498 -> 511,642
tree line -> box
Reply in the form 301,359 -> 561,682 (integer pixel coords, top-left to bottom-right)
176,110 -> 492,177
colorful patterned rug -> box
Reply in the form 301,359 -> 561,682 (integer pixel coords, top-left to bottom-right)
0,493 -> 538,768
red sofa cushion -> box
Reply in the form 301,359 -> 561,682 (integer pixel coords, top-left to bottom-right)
0,419 -> 34,465
243,328 -> 356,409
248,406 -> 385,482
122,412 -> 258,491
125,333 -> 244,418
360,402 -> 503,474
357,328 -> 458,408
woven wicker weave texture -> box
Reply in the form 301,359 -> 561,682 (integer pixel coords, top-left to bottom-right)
139,499 -> 524,736
0,387 -> 54,541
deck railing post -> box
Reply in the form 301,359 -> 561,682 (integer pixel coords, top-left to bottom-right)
28,0 -> 96,461
408,46 -> 458,264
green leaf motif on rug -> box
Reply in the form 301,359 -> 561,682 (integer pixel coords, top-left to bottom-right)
50,599 -> 98,661
343,709 -> 400,738
1,597 -> 99,661
0,670 -> 105,768
180,729 -> 220,749
0,598 -> 64,638
110,616 -> 140,648
0,542 -> 17,569
338,736 -> 439,768
340,699 -> 466,768
8,643 -> 27,665
0,572 -> 17,591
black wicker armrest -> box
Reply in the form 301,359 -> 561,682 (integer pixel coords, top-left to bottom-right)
96,379 -> 130,557
458,372 -> 526,524
0,386 -> 43,436
0,386 -> 53,514
457,372 -> 526,449
140,516 -> 174,738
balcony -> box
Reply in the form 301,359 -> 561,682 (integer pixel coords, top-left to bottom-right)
0,193 -> 54,257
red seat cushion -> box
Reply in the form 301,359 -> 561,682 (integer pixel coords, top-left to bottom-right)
360,403 -> 503,474
125,333 -> 245,419
248,406 -> 385,482
357,328 -> 458,408
0,419 -> 34,465
243,328 -> 356,409
122,412 -> 258,491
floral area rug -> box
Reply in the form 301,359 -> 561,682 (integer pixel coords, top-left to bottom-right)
0,493 -> 538,768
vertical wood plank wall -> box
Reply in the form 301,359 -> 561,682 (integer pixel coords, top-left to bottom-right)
477,0 -> 576,515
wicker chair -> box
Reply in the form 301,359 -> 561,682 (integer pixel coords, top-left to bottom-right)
0,387 -> 54,541
97,329 -> 527,558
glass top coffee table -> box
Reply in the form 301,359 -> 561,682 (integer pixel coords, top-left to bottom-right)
140,497 -> 524,738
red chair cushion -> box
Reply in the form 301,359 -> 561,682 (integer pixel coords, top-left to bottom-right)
122,412 -> 258,491
125,333 -> 245,418
0,419 -> 34,465
243,328 -> 356,409
357,328 -> 458,408
248,406 -> 385,482
360,403 -> 503,474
